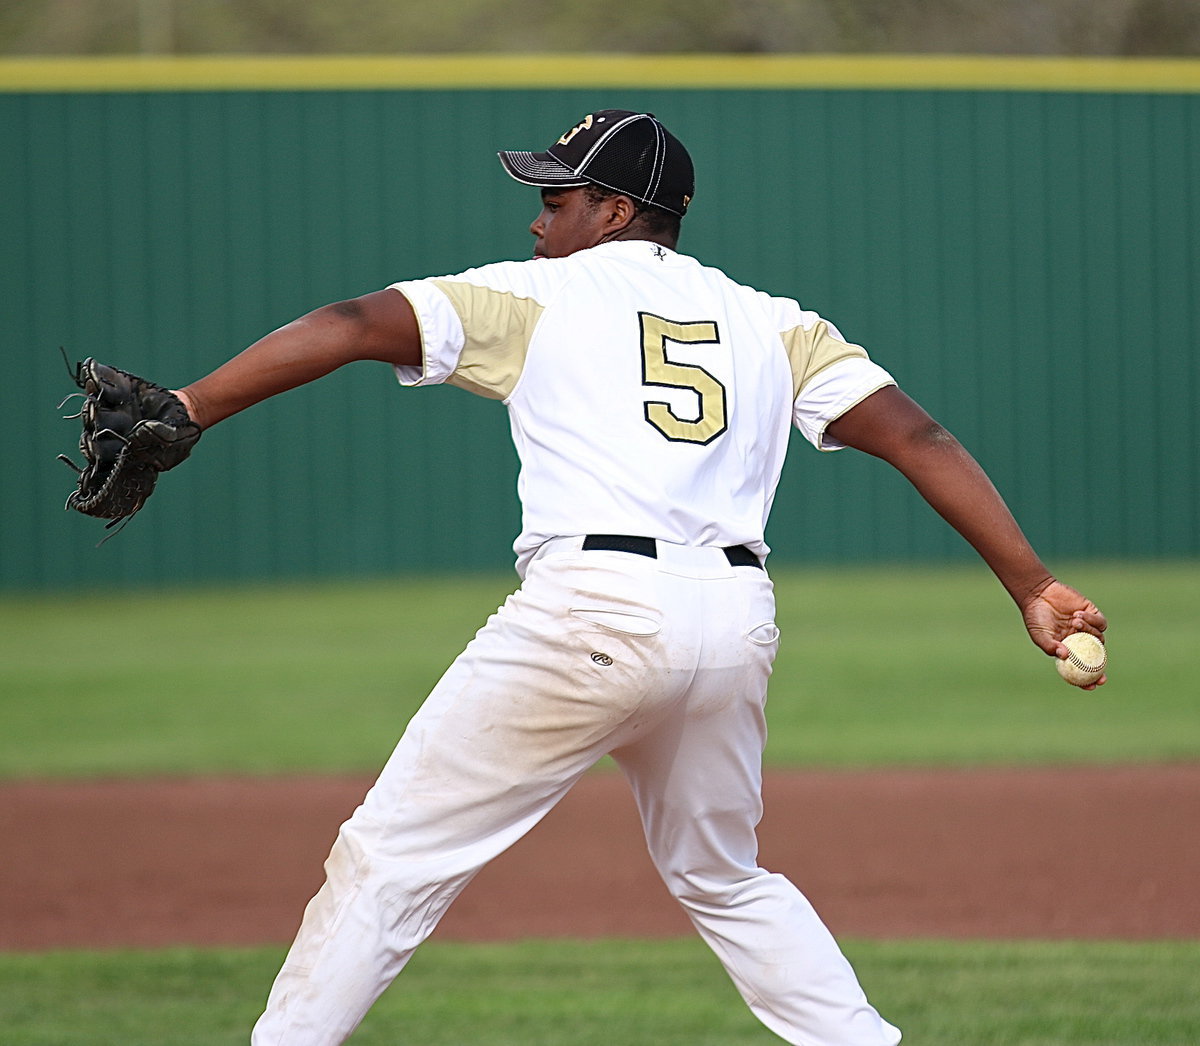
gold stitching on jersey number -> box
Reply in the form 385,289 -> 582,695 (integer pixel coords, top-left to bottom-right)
638,312 -> 728,444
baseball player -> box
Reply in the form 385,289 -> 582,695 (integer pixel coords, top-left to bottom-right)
84,110 -> 1107,1045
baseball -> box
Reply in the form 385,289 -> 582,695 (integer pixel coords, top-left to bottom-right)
1056,632 -> 1107,687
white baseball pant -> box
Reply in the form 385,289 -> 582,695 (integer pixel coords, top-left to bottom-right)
251,538 -> 901,1045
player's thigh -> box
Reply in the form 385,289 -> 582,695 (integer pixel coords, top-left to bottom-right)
614,570 -> 779,873
358,561 -> 671,851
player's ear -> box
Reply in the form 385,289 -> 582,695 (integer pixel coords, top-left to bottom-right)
605,194 -> 638,234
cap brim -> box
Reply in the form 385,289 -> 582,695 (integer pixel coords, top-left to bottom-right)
498,150 -> 589,188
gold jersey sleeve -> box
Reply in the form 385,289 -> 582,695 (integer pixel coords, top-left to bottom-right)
430,279 -> 545,401
778,319 -> 871,403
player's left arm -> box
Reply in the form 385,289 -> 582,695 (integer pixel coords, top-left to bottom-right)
825,385 -> 1107,670
177,288 -> 421,430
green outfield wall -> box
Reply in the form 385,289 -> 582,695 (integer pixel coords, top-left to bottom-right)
3,56 -> 1198,589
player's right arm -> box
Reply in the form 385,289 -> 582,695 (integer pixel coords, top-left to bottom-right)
825,384 -> 1107,676
176,289 -> 421,430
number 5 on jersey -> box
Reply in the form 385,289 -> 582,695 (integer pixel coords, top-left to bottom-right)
639,312 -> 729,445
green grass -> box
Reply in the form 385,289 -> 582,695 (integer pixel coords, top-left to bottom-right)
2,938 -> 1198,1045
0,573 -> 516,778
1,560 -> 1196,778
765,559 -> 1199,766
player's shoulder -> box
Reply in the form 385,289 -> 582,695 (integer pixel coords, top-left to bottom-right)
597,244 -> 837,337
435,242 -> 690,301
433,256 -> 566,298
587,241 -> 754,292
676,254 -> 812,332
423,245 -> 807,329
703,264 -> 833,338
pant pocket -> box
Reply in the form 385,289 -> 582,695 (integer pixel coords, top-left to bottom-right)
746,621 -> 780,647
569,607 -> 662,637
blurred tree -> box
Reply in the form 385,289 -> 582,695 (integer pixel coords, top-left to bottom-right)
1121,0 -> 1200,54
0,0 -> 1196,55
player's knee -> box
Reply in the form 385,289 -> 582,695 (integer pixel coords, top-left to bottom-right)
658,862 -> 757,908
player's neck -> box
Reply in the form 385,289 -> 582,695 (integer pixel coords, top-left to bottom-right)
601,230 -> 678,251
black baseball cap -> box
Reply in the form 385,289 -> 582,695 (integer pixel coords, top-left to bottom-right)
498,110 -> 694,217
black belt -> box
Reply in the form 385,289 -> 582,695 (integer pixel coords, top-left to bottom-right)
582,534 -> 763,570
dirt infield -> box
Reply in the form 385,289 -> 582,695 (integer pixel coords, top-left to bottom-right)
3,765 -> 1198,951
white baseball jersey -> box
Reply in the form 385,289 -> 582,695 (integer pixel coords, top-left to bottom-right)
391,240 -> 894,574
